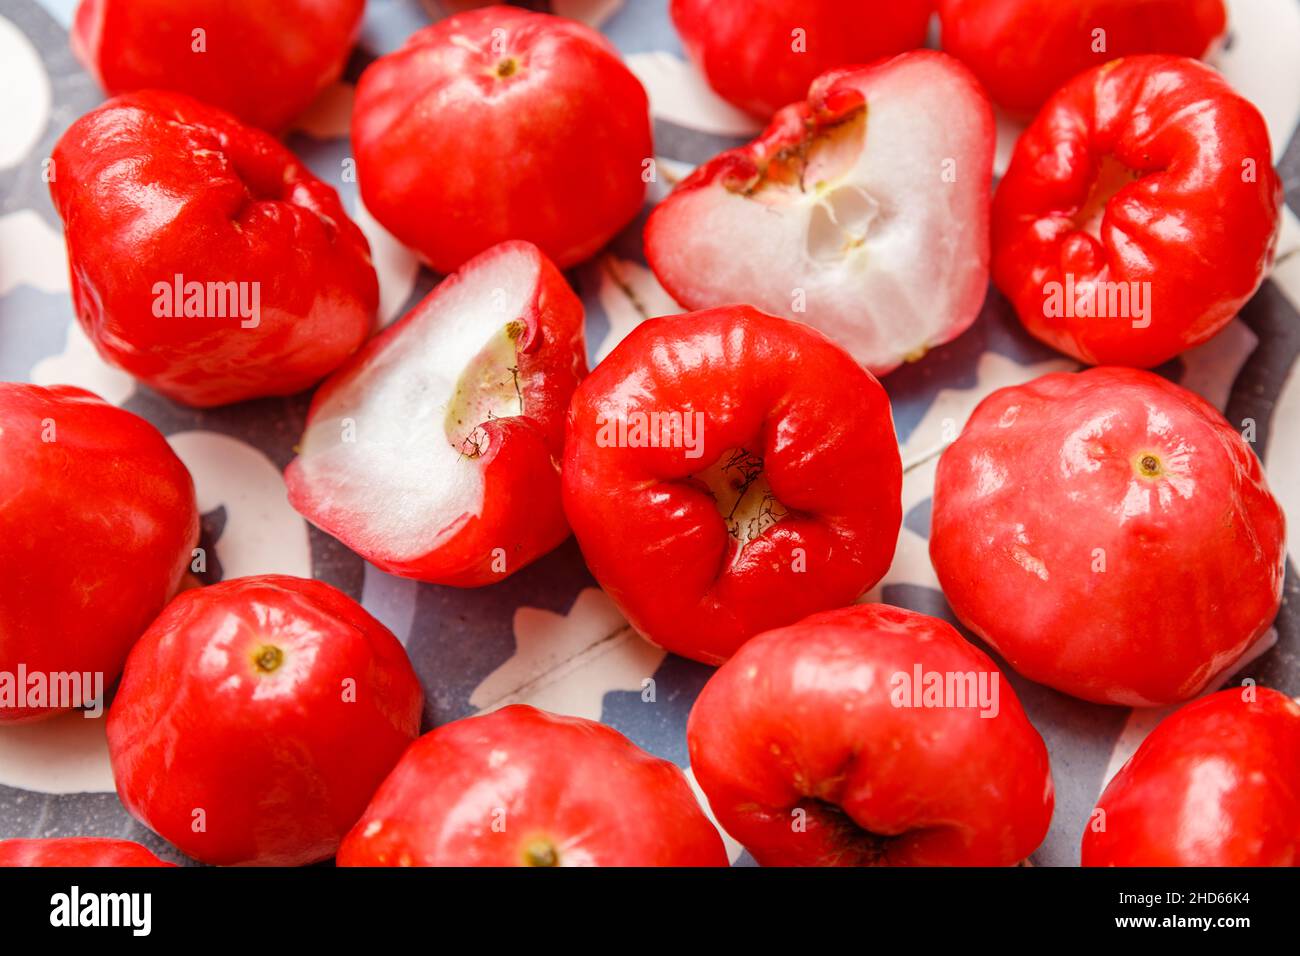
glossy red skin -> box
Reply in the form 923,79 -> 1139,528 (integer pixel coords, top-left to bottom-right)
1083,688 -> 1300,866
72,0 -> 364,132
0,838 -> 174,867
352,6 -> 652,273
688,604 -> 1054,866
50,90 -> 378,408
931,367 -> 1285,707
286,241 -> 586,587
992,55 -> 1281,368
0,384 -> 198,723
562,306 -> 903,664
939,0 -> 1226,116
107,575 -> 423,867
338,705 -> 728,867
670,0 -> 934,118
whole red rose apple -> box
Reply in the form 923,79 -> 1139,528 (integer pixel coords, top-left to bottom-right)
930,367 -> 1285,706
687,604 -> 1054,866
939,0 -> 1226,115
107,575 -> 423,867
993,55 -> 1280,367
338,705 -> 727,867
72,0 -> 364,131
645,51 -> 993,374
50,90 -> 378,407
0,837 -> 174,867
352,6 -> 652,273
1082,687 -> 1300,866
0,383 -> 197,723
286,241 -> 586,587
670,0 -> 934,118
562,306 -> 902,664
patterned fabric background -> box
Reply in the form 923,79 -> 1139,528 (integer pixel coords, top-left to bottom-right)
1,0 -> 1298,866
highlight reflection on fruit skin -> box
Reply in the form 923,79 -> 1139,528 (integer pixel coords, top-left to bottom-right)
1082,688 -> 1300,867
930,366 -> 1286,707
338,705 -> 729,867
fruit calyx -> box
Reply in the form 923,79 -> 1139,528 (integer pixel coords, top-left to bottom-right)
693,447 -> 789,557
1134,451 -> 1164,479
1074,154 -> 1143,238
797,798 -> 890,866
521,837 -> 559,867
252,644 -> 285,674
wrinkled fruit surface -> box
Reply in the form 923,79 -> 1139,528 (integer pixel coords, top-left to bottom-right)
563,306 -> 902,664
993,55 -> 1280,367
50,90 -> 378,407
688,604 -> 1055,866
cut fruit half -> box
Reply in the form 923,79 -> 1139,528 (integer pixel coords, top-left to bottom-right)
285,240 -> 587,587
644,51 -> 995,375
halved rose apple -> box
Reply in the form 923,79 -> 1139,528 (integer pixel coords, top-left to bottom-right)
644,51 -> 994,375
285,241 -> 587,586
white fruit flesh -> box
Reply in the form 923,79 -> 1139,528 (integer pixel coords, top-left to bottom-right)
650,56 -> 990,373
294,245 -> 538,561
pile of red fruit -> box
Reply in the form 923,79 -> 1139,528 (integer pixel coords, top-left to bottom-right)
0,0 -> 1295,869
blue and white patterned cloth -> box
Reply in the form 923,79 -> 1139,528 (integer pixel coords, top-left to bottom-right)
1,0 -> 1298,866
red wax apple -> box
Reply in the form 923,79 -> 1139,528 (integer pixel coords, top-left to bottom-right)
338,705 -> 727,867
1083,687 -> 1300,866
286,241 -> 585,587
0,384 -> 197,723
562,306 -> 902,664
670,0 -> 934,119
930,367 -> 1285,707
645,51 -> 993,374
107,575 -> 423,867
687,604 -> 1054,866
50,90 -> 378,408
939,0 -> 1227,116
72,0 -> 364,131
993,55 -> 1281,368
0,837 -> 174,867
352,6 -> 652,273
